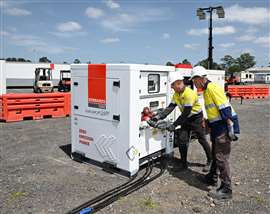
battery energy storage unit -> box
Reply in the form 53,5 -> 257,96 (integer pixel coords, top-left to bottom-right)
71,64 -> 175,176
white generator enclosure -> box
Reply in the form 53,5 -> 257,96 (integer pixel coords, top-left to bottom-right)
71,64 -> 175,176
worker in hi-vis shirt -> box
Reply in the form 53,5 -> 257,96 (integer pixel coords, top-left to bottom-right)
148,72 -> 212,171
191,66 -> 240,200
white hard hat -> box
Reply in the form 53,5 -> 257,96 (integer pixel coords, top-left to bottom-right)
169,72 -> 184,84
190,66 -> 208,79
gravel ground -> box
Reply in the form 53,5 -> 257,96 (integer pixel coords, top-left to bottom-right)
0,98 -> 270,214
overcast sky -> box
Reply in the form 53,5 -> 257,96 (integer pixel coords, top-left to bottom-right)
0,0 -> 269,66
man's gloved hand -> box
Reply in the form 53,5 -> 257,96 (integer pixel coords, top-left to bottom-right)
166,123 -> 176,132
147,114 -> 162,128
151,114 -> 161,122
227,119 -> 238,141
155,120 -> 168,129
147,119 -> 158,128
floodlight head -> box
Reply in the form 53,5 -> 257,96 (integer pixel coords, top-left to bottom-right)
216,6 -> 225,18
197,8 -> 206,20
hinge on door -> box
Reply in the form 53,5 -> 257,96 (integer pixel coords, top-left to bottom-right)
74,105 -> 79,109
113,81 -> 120,87
113,114 -> 120,121
73,82 -> 78,86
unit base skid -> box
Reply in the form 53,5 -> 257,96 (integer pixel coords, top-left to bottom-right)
71,149 -> 166,177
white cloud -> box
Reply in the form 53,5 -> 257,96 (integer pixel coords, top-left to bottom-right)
254,36 -> 270,47
245,26 -> 258,34
187,28 -> 207,36
31,46 -> 77,54
0,31 -> 10,36
50,31 -> 87,38
6,7 -> 31,16
100,37 -> 120,44
184,43 -> 200,50
219,43 -> 235,48
56,21 -> 82,32
0,0 -> 7,8
236,35 -> 256,42
187,26 -> 235,36
214,26 -> 236,35
235,34 -> 270,47
10,35 -> 46,47
105,0 -> 120,9
101,13 -> 135,32
162,33 -> 170,39
99,7 -> 171,32
5,32 -> 77,54
225,4 -> 270,25
240,48 -> 254,54
85,7 -> 104,19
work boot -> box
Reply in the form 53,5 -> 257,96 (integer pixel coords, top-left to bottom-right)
182,161 -> 188,170
202,161 -> 211,172
216,182 -> 225,191
208,184 -> 232,200
204,173 -> 218,186
170,160 -> 188,172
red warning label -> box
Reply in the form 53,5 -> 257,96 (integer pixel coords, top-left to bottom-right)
88,64 -> 106,109
78,128 -> 93,146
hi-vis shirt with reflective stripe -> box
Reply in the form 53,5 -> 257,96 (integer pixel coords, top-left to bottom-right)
172,87 -> 202,116
203,82 -> 237,123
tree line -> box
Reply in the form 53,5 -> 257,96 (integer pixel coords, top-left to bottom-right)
2,52 -> 259,75
1,57 -> 85,64
167,53 -> 257,75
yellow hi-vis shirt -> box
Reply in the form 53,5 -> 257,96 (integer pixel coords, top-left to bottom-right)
171,87 -> 202,116
203,82 -> 237,123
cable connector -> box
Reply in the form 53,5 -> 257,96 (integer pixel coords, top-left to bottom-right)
80,207 -> 93,214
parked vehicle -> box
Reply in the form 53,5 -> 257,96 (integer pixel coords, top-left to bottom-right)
58,70 -> 71,92
33,68 -> 54,93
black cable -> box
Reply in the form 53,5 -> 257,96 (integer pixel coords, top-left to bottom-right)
67,173 -> 138,214
92,162 -> 154,211
90,160 -> 154,212
67,158 -> 153,214
92,158 -> 166,213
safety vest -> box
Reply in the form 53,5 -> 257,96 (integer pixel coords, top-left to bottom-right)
203,82 -> 237,123
172,87 -> 202,116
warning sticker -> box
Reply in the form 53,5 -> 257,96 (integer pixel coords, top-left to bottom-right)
78,128 -> 93,146
88,64 -> 106,109
126,146 -> 139,161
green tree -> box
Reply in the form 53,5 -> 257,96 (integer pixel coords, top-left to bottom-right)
196,59 -> 208,68
73,59 -> 81,64
181,59 -> 191,64
166,61 -> 174,66
236,53 -> 256,71
221,55 -> 238,75
6,57 -> 18,62
221,55 -> 235,69
196,59 -> 223,70
39,57 -> 51,63
17,58 -> 26,62
227,64 -> 241,74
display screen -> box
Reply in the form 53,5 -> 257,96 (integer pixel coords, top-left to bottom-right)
148,74 -> 160,93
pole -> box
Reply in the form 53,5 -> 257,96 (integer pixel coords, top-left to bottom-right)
208,8 -> 213,69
